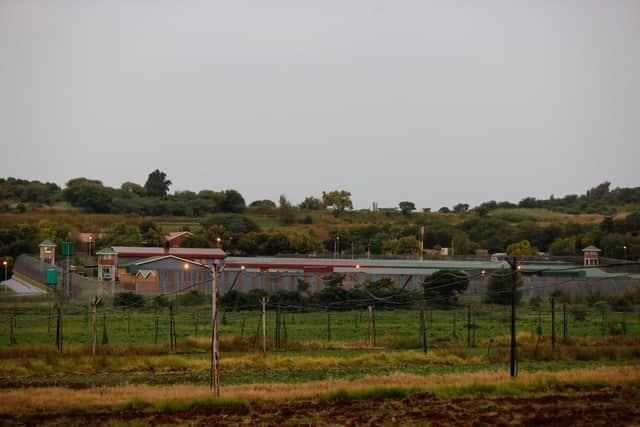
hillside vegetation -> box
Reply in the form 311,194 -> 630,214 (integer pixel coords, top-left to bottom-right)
0,174 -> 639,262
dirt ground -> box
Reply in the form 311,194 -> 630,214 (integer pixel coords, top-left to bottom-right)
8,388 -> 640,426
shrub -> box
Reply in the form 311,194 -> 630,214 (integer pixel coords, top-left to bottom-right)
113,292 -> 145,308
572,309 -> 587,321
486,269 -> 521,305
549,289 -> 569,304
529,296 -> 543,310
152,294 -> 170,308
176,290 -> 209,306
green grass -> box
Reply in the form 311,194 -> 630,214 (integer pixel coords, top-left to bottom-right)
319,379 -> 615,403
0,302 -> 638,348
432,378 -> 609,398
488,208 -> 569,223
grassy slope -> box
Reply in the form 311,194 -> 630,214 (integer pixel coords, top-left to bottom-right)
0,206 -> 612,242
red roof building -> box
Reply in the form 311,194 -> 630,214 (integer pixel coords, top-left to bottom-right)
165,231 -> 193,248
111,246 -> 226,263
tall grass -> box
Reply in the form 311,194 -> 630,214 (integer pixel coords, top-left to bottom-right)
2,365 -> 638,415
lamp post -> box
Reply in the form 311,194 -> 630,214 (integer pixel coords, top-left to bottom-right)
88,235 -> 93,256
2,260 -> 7,282
334,235 -> 340,260
623,245 -> 627,262
216,237 -> 221,249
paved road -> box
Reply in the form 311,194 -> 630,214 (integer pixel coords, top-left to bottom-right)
1,277 -> 47,295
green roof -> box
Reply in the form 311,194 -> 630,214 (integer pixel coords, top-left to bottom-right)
39,240 -> 55,246
96,247 -> 117,254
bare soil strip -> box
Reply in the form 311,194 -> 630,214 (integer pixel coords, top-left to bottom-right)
7,389 -> 640,426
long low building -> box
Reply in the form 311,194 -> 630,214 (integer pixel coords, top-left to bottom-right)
93,246 -> 639,299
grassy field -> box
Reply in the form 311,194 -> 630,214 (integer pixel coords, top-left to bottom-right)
1,298 -> 639,424
2,301 -> 638,348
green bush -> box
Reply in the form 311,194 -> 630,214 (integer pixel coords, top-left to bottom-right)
113,292 -> 145,308
485,270 -> 521,305
572,309 -> 587,321
152,294 -> 170,308
175,290 -> 209,306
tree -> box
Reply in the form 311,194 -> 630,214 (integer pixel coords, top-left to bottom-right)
299,196 -> 323,210
398,201 -> 416,215
452,230 -> 479,255
548,237 -> 576,256
120,181 -> 145,196
220,189 -> 246,213
396,236 -> 420,255
506,240 -> 538,256
63,178 -> 113,213
37,220 -> 69,248
202,214 -> 259,234
0,224 -> 39,257
144,170 -> 172,197
278,194 -> 296,225
312,274 -> 349,306
486,269 -> 522,305
322,190 -> 353,217
423,270 -> 470,307
623,212 -> 640,233
249,199 -> 276,211
438,207 -> 450,213
600,216 -> 615,233
113,292 -> 145,308
139,221 -> 164,246
452,203 -> 469,213
586,181 -> 611,199
97,223 -> 142,247
288,233 -> 322,254
264,234 -> 290,255
180,234 -> 213,248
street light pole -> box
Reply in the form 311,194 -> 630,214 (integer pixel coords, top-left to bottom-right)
623,245 -> 627,262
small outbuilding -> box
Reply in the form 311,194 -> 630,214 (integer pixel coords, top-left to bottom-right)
582,245 -> 601,267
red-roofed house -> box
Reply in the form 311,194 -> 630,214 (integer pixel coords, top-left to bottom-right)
165,231 -> 192,248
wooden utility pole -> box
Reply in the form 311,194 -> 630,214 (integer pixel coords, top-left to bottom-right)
563,303 -> 567,338
56,306 -> 62,353
91,297 -> 99,356
467,305 -> 471,347
260,297 -> 269,357
551,297 -> 556,350
420,302 -> 427,354
211,265 -> 220,396
367,305 -> 373,346
506,257 -> 519,377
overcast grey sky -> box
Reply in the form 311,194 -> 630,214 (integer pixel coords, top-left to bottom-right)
1,0 -> 638,210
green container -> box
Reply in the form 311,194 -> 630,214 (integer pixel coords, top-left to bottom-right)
62,241 -> 74,256
45,268 -> 58,286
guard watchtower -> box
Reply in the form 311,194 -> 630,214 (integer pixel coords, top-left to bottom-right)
582,245 -> 601,267
39,240 -> 56,265
97,247 -> 118,295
